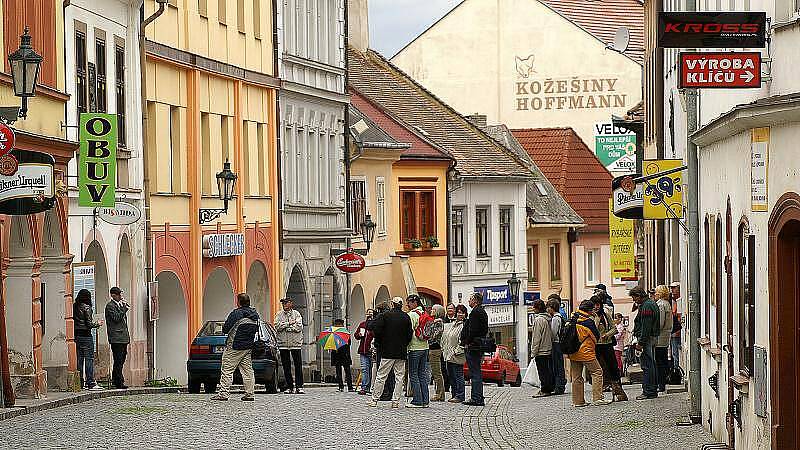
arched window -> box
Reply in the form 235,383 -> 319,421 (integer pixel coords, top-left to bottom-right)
738,220 -> 756,374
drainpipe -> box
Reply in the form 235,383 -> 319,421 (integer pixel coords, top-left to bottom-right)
140,0 -> 167,381
343,0 -> 351,319
272,0 -> 283,263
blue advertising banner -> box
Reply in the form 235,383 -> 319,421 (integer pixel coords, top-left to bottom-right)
474,285 -> 512,305
523,291 -> 541,306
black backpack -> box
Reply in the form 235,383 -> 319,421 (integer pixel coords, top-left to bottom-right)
559,316 -> 583,355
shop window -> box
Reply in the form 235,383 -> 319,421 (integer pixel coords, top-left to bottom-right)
400,189 -> 436,244
476,207 -> 488,257
738,224 -> 756,374
452,207 -> 465,257
549,242 -> 561,283
499,207 -> 512,256
349,180 -> 366,235
527,245 -> 539,285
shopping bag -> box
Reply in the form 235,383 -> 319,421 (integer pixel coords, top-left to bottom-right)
522,359 -> 540,387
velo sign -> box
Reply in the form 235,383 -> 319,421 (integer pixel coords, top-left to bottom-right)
680,52 -> 761,89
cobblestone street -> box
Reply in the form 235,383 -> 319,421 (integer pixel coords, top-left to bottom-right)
0,385 -> 714,449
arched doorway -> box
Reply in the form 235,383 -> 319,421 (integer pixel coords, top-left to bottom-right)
316,268 -> 341,381
117,235 -> 135,384
203,268 -> 235,321
154,271 -> 188,384
417,287 -> 444,307
84,241 -> 110,380
375,285 -> 391,308
246,261 -> 271,321
349,285 -> 366,369
286,265 -> 310,362
41,209 -> 69,390
6,217 -> 37,396
769,193 -> 800,450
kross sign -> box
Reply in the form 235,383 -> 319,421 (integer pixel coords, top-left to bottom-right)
680,52 -> 761,89
659,12 -> 766,48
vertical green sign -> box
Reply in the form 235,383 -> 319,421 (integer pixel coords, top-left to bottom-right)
79,113 -> 117,207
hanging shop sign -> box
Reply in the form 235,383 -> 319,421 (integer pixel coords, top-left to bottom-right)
522,291 -> 540,306
609,199 -> 636,279
474,285 -> 512,305
202,233 -> 245,258
0,122 -> 15,158
97,201 -> 142,226
0,163 -> 53,203
0,149 -> 56,215
643,159 -> 685,219
658,12 -> 766,48
594,123 -> 636,174
335,249 -> 366,273
486,304 -> 514,326
679,52 -> 761,89
750,127 -> 769,212
612,173 -> 643,219
79,113 -> 117,208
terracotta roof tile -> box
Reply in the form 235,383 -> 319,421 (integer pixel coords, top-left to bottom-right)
512,127 -> 613,233
539,0 -> 645,63
347,47 -> 533,178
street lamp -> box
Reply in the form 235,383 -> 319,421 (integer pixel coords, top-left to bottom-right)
199,159 -> 237,224
507,272 -> 522,357
7,27 -> 43,120
360,214 -> 376,252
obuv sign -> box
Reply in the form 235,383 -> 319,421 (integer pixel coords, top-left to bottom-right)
79,113 -> 117,207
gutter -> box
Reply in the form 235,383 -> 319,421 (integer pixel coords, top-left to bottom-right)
140,0 -> 166,381
273,0 -> 283,261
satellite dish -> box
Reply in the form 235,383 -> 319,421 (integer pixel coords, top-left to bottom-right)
610,26 -> 630,53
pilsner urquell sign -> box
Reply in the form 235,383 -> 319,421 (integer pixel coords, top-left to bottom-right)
79,113 -> 117,207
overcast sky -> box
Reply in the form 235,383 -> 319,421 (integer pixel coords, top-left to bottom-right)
368,0 -> 463,57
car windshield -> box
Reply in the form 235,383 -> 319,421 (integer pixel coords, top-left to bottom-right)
199,321 -> 226,336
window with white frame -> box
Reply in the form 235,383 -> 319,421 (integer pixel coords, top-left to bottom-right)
349,179 -> 366,235
452,207 -> 465,257
586,249 -> 599,285
476,207 -> 489,257
549,241 -> 561,283
376,177 -> 386,236
499,207 -> 512,256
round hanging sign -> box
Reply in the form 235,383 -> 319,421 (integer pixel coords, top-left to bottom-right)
0,123 -> 15,158
0,154 -> 18,176
97,202 -> 143,226
335,249 -> 366,274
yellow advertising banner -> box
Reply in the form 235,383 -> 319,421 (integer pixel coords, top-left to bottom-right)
643,159 -> 684,219
750,127 -> 769,212
609,199 -> 636,279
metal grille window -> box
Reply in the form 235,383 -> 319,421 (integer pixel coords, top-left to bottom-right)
76,31 -> 87,115
549,242 -> 561,282
95,38 -> 107,112
738,226 -> 756,374
499,207 -> 512,256
476,207 -> 488,257
115,45 -> 126,147
349,180 -> 366,235
376,178 -> 386,235
452,207 -> 464,257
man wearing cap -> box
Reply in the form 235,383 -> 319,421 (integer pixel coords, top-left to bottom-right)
105,287 -> 130,389
275,298 -> 304,394
594,284 -> 614,310
367,297 -> 412,408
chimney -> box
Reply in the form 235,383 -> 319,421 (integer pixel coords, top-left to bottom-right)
466,114 -> 487,128
348,0 -> 369,52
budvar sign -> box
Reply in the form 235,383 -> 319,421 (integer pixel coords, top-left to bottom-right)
680,52 -> 761,89
658,12 -> 766,48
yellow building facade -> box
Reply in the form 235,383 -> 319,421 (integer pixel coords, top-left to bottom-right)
143,0 -> 279,383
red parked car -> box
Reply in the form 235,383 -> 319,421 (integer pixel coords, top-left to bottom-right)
464,345 -> 522,387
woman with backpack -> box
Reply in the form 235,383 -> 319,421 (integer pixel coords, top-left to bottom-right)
564,299 -> 611,407
427,304 -> 447,401
592,295 -> 628,402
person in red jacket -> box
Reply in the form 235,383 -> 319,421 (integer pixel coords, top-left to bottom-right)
354,309 -> 375,395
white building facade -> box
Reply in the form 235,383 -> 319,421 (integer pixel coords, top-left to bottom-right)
277,0 -> 350,380
64,0 -> 150,386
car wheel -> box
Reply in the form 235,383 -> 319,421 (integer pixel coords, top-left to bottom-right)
511,373 -> 522,387
497,372 -> 505,387
188,378 -> 202,394
204,381 -> 218,394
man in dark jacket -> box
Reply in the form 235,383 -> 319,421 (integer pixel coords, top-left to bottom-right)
367,297 -> 412,408
631,286 -> 660,400
462,292 -> 489,406
105,287 -> 130,389
212,293 -> 260,401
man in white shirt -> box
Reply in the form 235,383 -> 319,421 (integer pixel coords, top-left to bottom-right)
274,298 -> 304,394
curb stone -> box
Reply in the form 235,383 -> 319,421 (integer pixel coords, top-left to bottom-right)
0,386 -> 181,421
